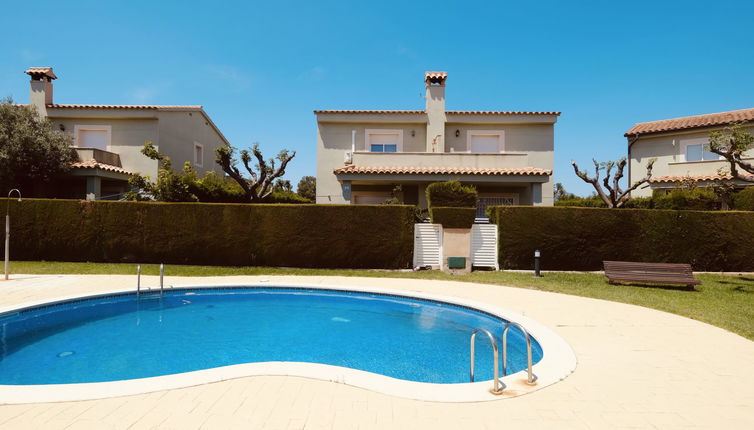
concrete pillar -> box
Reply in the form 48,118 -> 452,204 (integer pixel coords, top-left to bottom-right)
86,176 -> 101,200
532,183 -> 543,206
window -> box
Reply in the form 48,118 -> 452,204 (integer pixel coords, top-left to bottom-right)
194,142 -> 204,167
365,129 -> 403,152
467,130 -> 505,153
682,138 -> 719,162
74,125 -> 111,151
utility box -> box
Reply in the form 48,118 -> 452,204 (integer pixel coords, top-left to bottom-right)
447,257 -> 466,269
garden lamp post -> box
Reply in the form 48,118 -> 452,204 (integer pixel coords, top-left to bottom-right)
5,189 -> 22,281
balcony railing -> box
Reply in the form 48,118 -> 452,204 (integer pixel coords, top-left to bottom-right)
350,151 -> 529,169
74,147 -> 123,167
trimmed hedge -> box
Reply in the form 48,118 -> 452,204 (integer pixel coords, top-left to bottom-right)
653,188 -> 720,211
733,187 -> 754,211
429,207 -> 476,228
425,180 -> 478,207
490,206 -> 754,271
4,199 -> 414,268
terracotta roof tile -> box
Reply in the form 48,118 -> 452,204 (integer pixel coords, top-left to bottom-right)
649,173 -> 754,183
71,159 -> 133,175
625,108 -> 754,137
447,110 -> 561,116
48,104 -> 202,110
314,109 -> 425,115
314,109 -> 560,115
333,165 -> 551,176
24,67 -> 57,79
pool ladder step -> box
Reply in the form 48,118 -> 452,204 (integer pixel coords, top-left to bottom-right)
136,263 -> 165,297
469,322 -> 537,395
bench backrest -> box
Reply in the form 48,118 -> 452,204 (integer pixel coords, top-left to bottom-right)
603,260 -> 697,282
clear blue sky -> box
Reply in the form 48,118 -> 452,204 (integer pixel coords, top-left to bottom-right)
2,0 -> 752,196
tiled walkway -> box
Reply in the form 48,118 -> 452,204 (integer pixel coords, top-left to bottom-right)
0,274 -> 752,429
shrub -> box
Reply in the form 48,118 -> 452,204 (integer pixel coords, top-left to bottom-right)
425,181 -> 478,207
653,188 -> 720,210
554,197 -> 607,208
733,187 -> 754,211
6,199 -> 415,269
429,207 -> 476,228
489,206 -> 754,271
622,197 -> 653,209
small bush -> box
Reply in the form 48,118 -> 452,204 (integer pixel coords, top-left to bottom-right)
622,197 -> 653,209
425,180 -> 478,207
429,207 -> 476,228
733,187 -> 754,211
653,188 -> 720,210
554,197 -> 607,207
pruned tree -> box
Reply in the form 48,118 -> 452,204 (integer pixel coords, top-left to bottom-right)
216,143 -> 295,202
707,122 -> 754,183
571,157 -> 655,208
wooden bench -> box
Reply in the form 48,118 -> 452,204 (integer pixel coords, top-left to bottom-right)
603,261 -> 701,288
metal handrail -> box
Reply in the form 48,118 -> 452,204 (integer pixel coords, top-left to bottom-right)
502,321 -> 537,385
469,328 -> 504,395
159,263 -> 164,295
136,264 -> 141,296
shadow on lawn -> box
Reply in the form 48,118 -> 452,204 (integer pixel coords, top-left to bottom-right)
717,276 -> 754,293
608,281 -> 698,292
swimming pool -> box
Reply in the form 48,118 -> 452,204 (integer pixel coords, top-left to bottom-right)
0,287 -> 541,385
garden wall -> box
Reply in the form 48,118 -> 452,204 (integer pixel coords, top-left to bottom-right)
489,206 -> 754,271
4,199 -> 415,268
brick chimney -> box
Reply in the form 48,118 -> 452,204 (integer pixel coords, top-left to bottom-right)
25,67 -> 57,117
425,71 -> 447,152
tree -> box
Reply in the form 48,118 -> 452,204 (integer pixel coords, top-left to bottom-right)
273,179 -> 292,192
125,141 -> 198,202
216,143 -> 296,202
296,176 -> 316,201
553,182 -> 577,201
571,157 -> 656,208
707,122 -> 754,183
0,98 -> 78,193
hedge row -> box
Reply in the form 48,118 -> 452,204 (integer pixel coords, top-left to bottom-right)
489,206 -> 754,271
5,199 -> 415,268
429,207 -> 476,228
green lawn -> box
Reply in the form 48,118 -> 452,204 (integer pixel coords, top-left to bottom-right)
7,261 -> 754,341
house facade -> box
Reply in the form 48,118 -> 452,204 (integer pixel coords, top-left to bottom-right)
23,67 -> 228,199
315,72 -> 558,213
626,108 -> 754,198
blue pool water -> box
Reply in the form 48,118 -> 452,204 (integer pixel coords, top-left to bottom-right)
0,287 -> 542,385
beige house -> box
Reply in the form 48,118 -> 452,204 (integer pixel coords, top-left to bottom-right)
23,67 -> 228,199
315,72 -> 558,214
626,108 -> 754,198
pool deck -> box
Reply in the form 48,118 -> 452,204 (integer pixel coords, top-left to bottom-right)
0,274 -> 752,429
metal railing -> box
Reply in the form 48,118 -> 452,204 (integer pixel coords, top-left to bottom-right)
135,263 -> 165,297
469,328 -> 504,395
502,321 -> 537,385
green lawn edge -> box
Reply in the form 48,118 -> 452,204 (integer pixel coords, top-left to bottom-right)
7,261 -> 754,341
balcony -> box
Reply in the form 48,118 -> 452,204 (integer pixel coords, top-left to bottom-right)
350,151 -> 530,169
74,147 -> 123,167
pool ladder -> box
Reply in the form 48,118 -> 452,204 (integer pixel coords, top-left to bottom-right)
136,263 -> 165,297
469,322 -> 537,394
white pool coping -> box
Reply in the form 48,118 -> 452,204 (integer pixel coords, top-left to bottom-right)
0,282 -> 577,404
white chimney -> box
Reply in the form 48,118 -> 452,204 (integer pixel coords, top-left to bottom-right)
25,67 -> 57,118
424,71 -> 447,152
